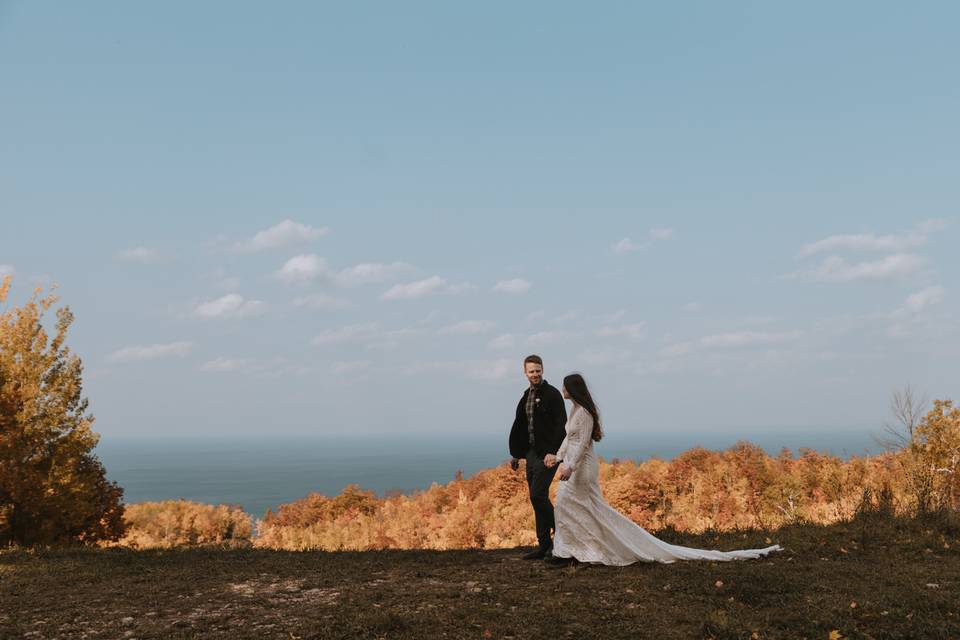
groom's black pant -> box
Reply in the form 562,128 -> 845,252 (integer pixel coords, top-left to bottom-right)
525,449 -> 559,550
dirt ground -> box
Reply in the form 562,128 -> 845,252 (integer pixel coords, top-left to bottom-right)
2,517 -> 958,639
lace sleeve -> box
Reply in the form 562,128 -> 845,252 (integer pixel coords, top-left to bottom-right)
563,410 -> 592,472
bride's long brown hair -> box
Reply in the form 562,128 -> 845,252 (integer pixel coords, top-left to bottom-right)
563,373 -> 603,442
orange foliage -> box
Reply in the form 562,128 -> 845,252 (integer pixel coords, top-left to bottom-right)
112,499 -> 253,548
0,278 -> 124,546
251,442 -> 916,552
104,401 -> 960,552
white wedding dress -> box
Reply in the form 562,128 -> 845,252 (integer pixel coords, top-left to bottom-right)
552,406 -> 783,565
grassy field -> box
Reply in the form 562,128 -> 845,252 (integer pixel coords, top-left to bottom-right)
2,512 -> 959,639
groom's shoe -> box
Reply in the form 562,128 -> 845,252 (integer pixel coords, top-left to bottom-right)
521,547 -> 550,560
544,554 -> 575,568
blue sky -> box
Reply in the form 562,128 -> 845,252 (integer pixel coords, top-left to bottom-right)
1,2 -> 957,441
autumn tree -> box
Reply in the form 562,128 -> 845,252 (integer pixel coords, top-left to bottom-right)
0,277 -> 125,545
913,400 -> 960,511
877,386 -> 936,514
117,500 -> 252,548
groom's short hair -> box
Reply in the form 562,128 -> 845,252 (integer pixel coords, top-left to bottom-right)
523,354 -> 543,367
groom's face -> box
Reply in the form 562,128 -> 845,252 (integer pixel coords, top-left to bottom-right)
524,362 -> 543,386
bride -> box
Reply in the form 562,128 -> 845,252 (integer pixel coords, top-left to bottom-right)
543,373 -> 782,566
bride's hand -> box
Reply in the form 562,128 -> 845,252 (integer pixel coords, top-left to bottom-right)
558,464 -> 572,481
543,454 -> 557,468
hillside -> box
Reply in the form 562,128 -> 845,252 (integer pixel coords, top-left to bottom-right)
3,511 -> 958,639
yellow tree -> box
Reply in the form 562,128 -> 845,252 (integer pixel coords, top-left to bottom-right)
914,399 -> 960,510
0,277 -> 125,545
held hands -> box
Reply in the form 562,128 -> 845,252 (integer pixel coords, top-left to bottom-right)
557,464 -> 572,481
543,454 -> 558,468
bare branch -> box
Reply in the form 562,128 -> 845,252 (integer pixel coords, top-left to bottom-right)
872,421 -> 911,452
890,384 -> 928,440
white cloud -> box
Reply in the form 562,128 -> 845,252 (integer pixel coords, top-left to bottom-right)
446,282 -> 475,295
551,311 -> 579,325
596,322 -> 646,341
331,360 -> 372,375
798,219 -> 947,257
293,293 -> 350,311
799,233 -> 915,256
488,334 -> 516,350
887,284 -> 948,337
613,228 -> 675,254
889,285 -> 947,334
233,219 -> 329,253
115,247 -> 165,264
579,348 -> 633,366
917,218 -> 950,235
0,264 -> 13,277
439,320 -> 496,335
382,275 -> 446,300
381,275 -> 450,300
403,359 -> 516,381
311,323 -> 420,349
463,359 -> 517,381
598,310 -> 626,323
108,341 -> 193,363
527,330 -> 574,346
334,262 -> 414,287
366,327 -> 422,350
659,342 -> 696,358
198,356 -> 294,377
740,315 -> 776,326
660,330 -> 802,357
274,254 -> 332,285
199,357 -> 252,373
276,258 -> 414,288
699,330 -> 803,349
193,294 -> 266,319
312,323 -> 380,346
492,278 -> 532,294
918,218 -> 949,234
613,238 -> 640,254
903,285 -> 946,313
789,253 -> 927,283
683,302 -> 704,313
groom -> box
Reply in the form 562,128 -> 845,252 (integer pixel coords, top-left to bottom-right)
509,354 -> 567,559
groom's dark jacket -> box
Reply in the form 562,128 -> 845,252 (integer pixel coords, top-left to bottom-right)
509,380 -> 568,459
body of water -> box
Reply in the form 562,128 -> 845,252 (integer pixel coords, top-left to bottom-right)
95,428 -> 883,519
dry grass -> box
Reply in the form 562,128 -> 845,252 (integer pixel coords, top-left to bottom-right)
2,512 -> 959,639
